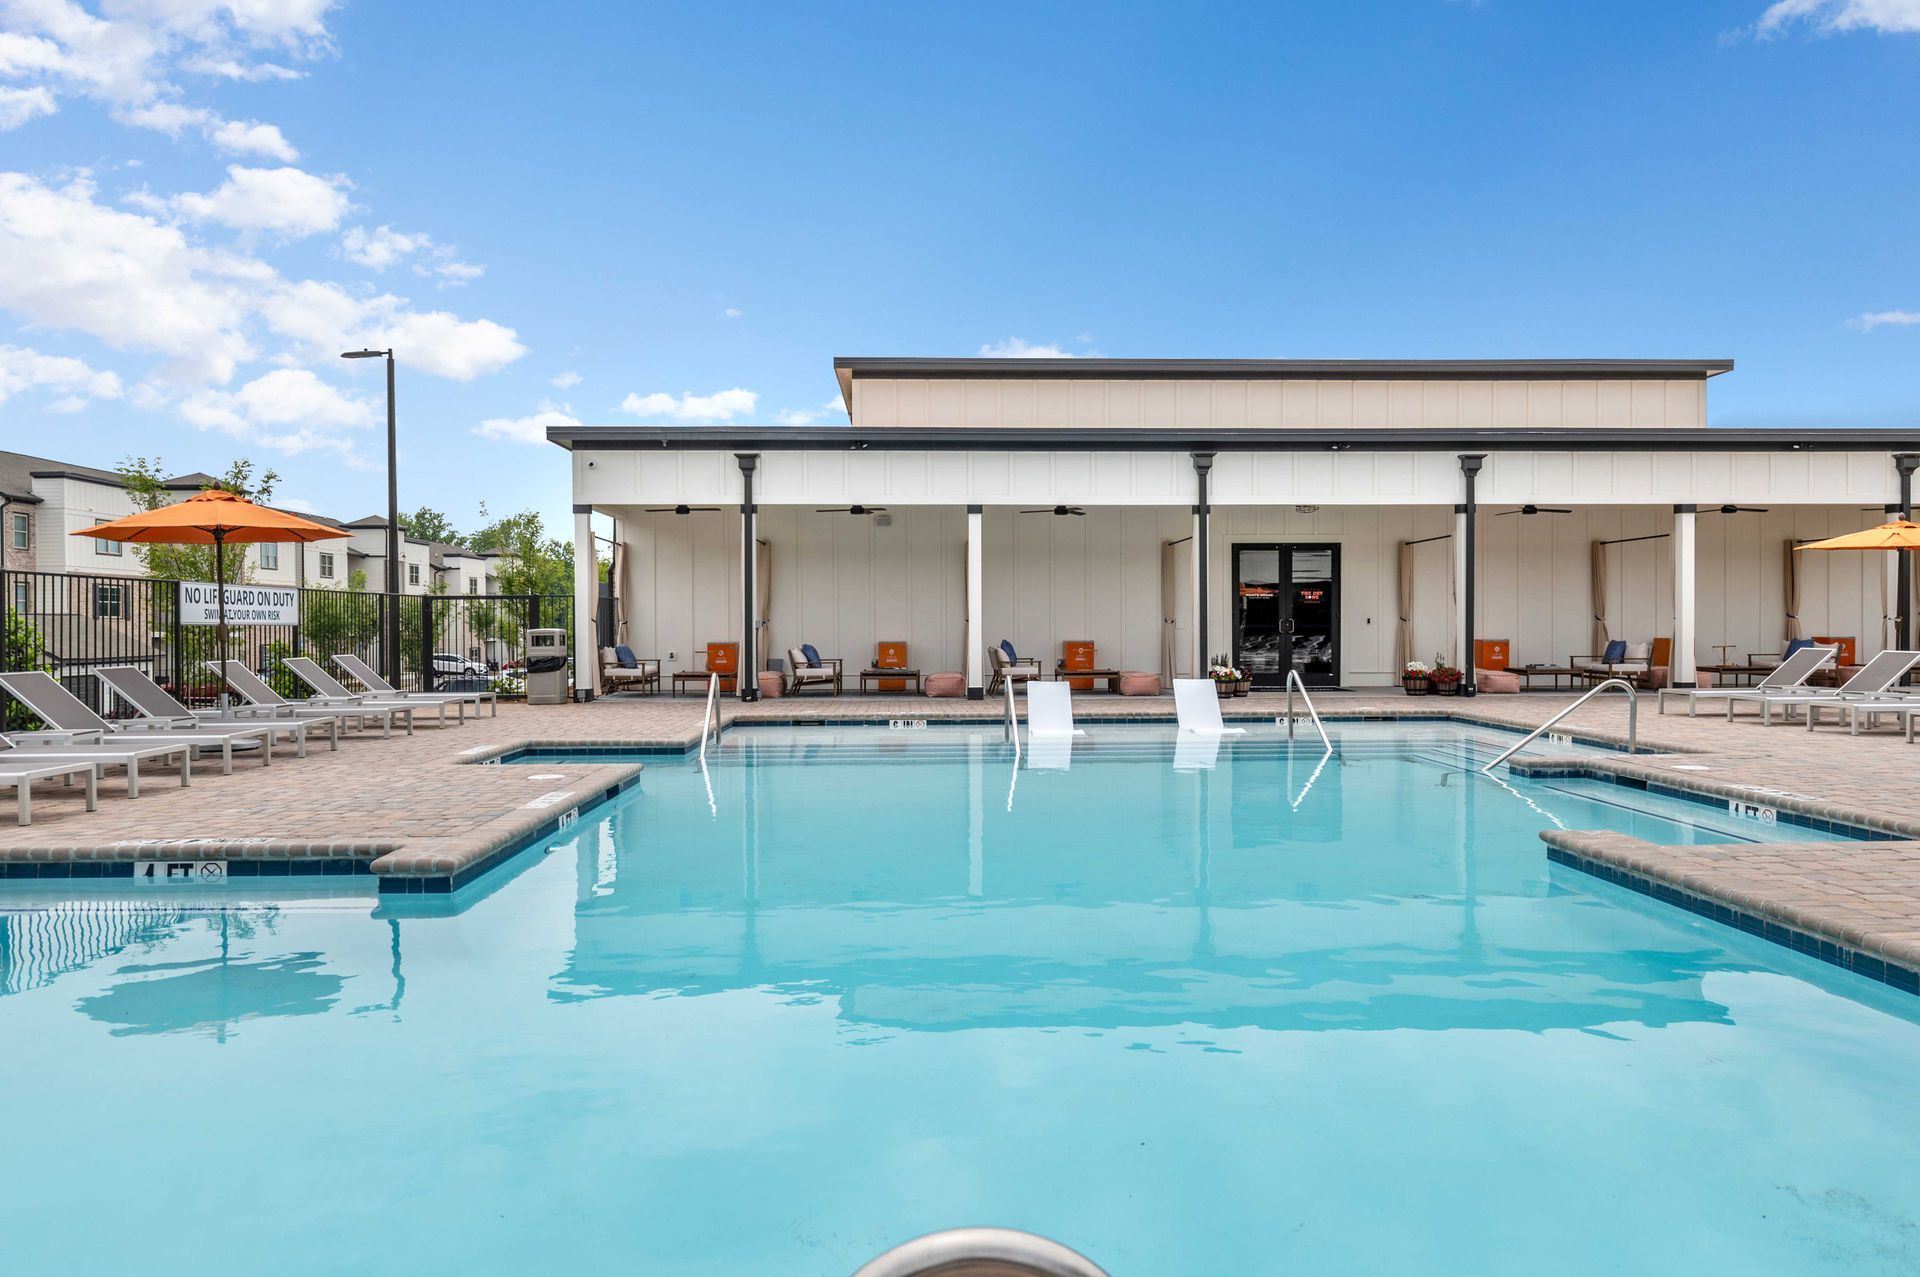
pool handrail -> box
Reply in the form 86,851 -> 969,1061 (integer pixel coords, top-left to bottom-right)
1479,677 -> 1638,773
698,673 -> 720,761
854,1227 -> 1108,1277
1284,668 -> 1331,751
1003,677 -> 1021,762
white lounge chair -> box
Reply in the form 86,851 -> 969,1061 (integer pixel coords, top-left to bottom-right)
282,656 -> 458,727
208,661 -> 407,738
1,731 -> 190,799
1723,649 -> 1920,725
335,652 -> 499,717
0,669 -> 275,775
0,754 -> 97,825
1022,682 -> 1082,770
1655,644 -> 1835,716
96,665 -> 323,754
1172,678 -> 1246,735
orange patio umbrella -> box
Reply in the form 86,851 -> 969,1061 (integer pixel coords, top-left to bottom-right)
76,488 -> 352,652
1794,519 -> 1920,552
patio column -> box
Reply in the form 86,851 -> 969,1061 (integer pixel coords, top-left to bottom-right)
1458,454 -> 1483,695
1193,451 -> 1214,674
966,505 -> 984,699
1671,504 -> 1697,688
572,504 -> 598,701
738,453 -> 759,702
1898,453 -> 1918,653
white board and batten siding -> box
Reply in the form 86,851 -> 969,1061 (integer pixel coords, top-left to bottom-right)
575,448 -> 1901,511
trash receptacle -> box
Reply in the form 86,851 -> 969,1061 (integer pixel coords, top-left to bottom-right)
525,628 -> 570,704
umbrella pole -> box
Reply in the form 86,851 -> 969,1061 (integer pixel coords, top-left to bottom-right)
215,531 -> 228,711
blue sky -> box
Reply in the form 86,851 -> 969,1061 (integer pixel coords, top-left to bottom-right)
1,1 -> 1917,535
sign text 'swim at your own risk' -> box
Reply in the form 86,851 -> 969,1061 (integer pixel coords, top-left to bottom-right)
178,582 -> 301,626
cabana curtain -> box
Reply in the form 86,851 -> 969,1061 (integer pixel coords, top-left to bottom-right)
755,538 -> 772,670
1395,541 -> 1414,670
1783,538 -> 1802,643
1590,540 -> 1608,651
1161,540 -> 1179,687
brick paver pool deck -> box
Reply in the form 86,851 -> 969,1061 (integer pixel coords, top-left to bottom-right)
3,687 -> 1917,986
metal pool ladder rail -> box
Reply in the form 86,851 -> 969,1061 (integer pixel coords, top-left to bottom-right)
698,673 -> 720,762
853,1227 -> 1109,1277
1480,677 -> 1638,773
1003,678 -> 1022,762
1285,668 -> 1331,750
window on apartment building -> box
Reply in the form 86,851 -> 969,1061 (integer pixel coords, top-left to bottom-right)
318,552 -> 335,579
93,520 -> 122,556
10,580 -> 29,614
408,562 -> 420,587
258,542 -> 280,570
8,511 -> 28,551
467,577 -> 478,594
94,583 -> 124,618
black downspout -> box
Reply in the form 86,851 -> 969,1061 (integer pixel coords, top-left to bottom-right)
1898,454 -> 1918,658
738,453 -> 759,702
1459,454 -> 1484,697
1192,452 -> 1214,671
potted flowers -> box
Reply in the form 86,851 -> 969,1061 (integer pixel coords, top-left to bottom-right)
1209,659 -> 1245,699
1430,661 -> 1464,695
1401,660 -> 1431,696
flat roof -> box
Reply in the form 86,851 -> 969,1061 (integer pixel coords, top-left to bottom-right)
548,424 -> 1919,453
833,356 -> 1736,379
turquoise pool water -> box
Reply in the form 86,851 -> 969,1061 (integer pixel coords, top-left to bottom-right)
3,723 -> 1918,1274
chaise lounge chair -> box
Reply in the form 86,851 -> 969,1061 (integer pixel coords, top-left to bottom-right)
0,669 -> 276,775
208,661 -> 408,738
596,647 -> 659,697
1722,649 -> 1920,725
1171,678 -> 1247,736
1,730 -> 191,799
786,645 -> 842,696
282,656 -> 459,727
335,652 -> 500,717
96,664 -> 323,754
0,753 -> 97,825
1655,644 -> 1835,717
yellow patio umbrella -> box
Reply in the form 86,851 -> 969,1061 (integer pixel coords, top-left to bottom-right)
1794,519 -> 1920,553
76,489 -> 352,699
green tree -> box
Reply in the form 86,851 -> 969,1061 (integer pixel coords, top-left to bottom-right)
2,605 -> 51,731
119,455 -> 282,584
469,505 -> 575,598
402,506 -> 463,546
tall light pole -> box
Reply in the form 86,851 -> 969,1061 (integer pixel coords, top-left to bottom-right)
342,347 -> 399,683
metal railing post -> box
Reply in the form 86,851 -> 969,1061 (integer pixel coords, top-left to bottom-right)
1003,678 -> 1022,761
1284,669 -> 1331,751
420,594 -> 436,692
1480,678 -> 1639,773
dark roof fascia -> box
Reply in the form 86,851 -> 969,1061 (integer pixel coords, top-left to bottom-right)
548,425 -> 1920,453
27,467 -> 132,485
1,489 -> 43,505
831,357 -> 1736,381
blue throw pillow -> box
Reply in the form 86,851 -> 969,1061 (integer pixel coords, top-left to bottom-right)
1000,639 -> 1017,662
801,642 -> 821,667
1784,638 -> 1813,658
613,644 -> 639,669
1602,639 -> 1627,664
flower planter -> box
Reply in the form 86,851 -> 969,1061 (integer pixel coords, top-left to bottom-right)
1234,679 -> 1251,697
1214,681 -> 1234,699
1401,676 -> 1430,696
1431,679 -> 1463,697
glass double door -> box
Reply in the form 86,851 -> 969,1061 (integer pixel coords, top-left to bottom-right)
1232,543 -> 1340,688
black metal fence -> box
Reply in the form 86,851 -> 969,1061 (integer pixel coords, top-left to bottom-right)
2,568 -> 570,722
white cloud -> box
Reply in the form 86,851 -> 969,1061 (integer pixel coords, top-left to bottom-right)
474,405 -> 580,445
276,495 -> 317,512
722,306 -> 742,318
0,84 -> 56,128
339,223 -> 481,284
977,337 -> 1074,358
775,396 -> 848,426
1755,0 -> 1920,36
0,342 -> 123,405
1850,309 -> 1920,331
618,388 -> 758,421
114,102 -> 298,158
208,117 -> 296,160
170,164 -> 350,235
177,366 -> 373,461
549,370 -> 581,388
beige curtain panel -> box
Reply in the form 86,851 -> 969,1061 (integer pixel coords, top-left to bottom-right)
1160,540 -> 1179,688
1395,540 -> 1414,670
755,538 -> 772,670
1784,539 -> 1802,643
1590,540 -> 1608,652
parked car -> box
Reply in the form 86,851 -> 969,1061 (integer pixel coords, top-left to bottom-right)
431,652 -> 487,677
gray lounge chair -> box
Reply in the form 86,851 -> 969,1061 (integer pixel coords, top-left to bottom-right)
0,755 -> 97,825
0,669 -> 274,775
1655,645 -> 1836,716
1723,649 -> 1920,725
96,665 -> 324,754
1,731 -> 191,798
208,661 -> 409,737
334,652 -> 498,718
282,656 -> 457,727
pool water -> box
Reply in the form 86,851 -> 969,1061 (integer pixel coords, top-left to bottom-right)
3,723 -> 1918,1275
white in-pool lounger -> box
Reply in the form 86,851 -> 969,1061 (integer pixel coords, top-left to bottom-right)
95,665 -> 323,754
1172,679 -> 1247,735
0,669 -> 274,775
1724,649 -> 1920,725
1023,681 -> 1084,770
208,661 -> 411,738
332,652 -> 497,718
1654,644 -> 1835,716
0,755 -> 97,825
281,656 -> 457,727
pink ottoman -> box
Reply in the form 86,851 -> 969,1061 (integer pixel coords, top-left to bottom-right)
1476,668 -> 1521,694
924,672 -> 965,698
1117,671 -> 1161,696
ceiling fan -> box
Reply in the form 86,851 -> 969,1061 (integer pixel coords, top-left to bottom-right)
816,505 -> 887,515
1494,504 -> 1573,517
645,504 -> 721,515
1020,505 -> 1087,517
1709,504 -> 1769,514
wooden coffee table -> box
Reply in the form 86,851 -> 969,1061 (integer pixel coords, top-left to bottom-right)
1515,666 -> 1583,690
1056,666 -> 1123,692
859,668 -> 922,694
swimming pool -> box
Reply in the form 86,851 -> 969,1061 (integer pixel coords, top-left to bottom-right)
3,723 -> 1917,1274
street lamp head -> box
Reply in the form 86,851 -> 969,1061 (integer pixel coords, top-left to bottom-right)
340,348 -> 388,359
